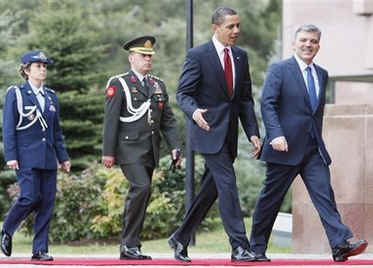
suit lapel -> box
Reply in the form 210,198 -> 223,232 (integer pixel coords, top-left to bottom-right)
43,88 -> 52,116
129,70 -> 148,97
289,57 -> 313,112
147,76 -> 156,96
314,64 -> 325,111
231,47 -> 241,99
206,41 -> 231,99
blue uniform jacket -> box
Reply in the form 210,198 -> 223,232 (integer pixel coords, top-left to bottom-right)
2,81 -> 69,169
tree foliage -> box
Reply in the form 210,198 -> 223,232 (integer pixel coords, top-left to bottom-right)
0,0 -> 283,218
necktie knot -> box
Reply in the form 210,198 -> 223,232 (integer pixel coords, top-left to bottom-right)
36,88 -> 45,96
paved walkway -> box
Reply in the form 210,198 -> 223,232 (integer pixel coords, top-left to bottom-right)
1,253 -> 373,268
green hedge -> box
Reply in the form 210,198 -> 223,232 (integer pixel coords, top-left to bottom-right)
9,155 -> 218,243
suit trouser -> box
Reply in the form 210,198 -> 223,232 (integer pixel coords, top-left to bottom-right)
174,143 -> 249,250
250,138 -> 353,254
3,168 -> 57,254
120,164 -> 153,248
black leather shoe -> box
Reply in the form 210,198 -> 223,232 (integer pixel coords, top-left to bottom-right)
168,235 -> 191,262
1,230 -> 12,257
31,251 -> 54,261
254,253 -> 271,262
332,240 -> 368,262
120,245 -> 152,260
231,246 -> 255,262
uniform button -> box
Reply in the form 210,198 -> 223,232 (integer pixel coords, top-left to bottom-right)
151,131 -> 154,135
125,136 -> 129,139
151,120 -> 154,123
42,138 -> 46,141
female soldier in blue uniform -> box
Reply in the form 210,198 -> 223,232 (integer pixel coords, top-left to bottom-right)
1,50 -> 70,261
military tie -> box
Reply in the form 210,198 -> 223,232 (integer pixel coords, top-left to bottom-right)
143,76 -> 150,96
224,48 -> 233,98
306,66 -> 318,113
36,88 -> 45,112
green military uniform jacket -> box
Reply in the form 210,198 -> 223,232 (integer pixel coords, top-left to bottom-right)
103,70 -> 180,166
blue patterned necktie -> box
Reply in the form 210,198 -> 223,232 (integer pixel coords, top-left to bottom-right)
306,66 -> 318,112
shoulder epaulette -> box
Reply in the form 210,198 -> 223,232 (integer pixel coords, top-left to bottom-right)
45,87 -> 56,94
148,74 -> 164,83
6,85 -> 18,93
106,72 -> 129,88
108,72 -> 129,81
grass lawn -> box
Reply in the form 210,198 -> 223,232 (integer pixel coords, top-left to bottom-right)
9,218 -> 291,255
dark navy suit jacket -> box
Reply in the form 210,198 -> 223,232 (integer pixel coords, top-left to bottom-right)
260,56 -> 331,166
176,41 -> 259,159
3,81 -> 69,169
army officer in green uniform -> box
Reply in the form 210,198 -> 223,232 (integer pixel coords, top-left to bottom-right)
102,36 -> 181,260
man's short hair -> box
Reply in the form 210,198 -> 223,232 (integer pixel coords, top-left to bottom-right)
295,24 -> 321,40
211,7 -> 237,26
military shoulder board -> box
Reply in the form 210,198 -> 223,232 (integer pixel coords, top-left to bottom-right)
106,72 -> 129,88
148,74 -> 164,83
6,85 -> 18,93
45,87 -> 55,94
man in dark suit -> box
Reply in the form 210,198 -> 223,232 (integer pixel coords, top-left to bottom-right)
168,7 -> 261,262
102,36 -> 181,260
250,24 -> 368,262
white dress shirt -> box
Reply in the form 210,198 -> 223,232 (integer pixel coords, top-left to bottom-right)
29,80 -> 45,112
212,34 -> 236,89
294,53 -> 320,97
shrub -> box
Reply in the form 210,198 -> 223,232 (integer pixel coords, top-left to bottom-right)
12,155 -> 218,243
235,151 -> 292,216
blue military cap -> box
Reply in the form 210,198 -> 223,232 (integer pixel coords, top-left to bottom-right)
21,50 -> 53,65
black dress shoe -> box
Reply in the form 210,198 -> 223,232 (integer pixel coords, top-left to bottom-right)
254,253 -> 271,262
168,235 -> 191,262
1,230 -> 12,257
332,240 -> 368,262
231,246 -> 255,262
31,251 -> 54,261
120,245 -> 152,260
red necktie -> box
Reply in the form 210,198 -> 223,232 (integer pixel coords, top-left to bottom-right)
224,48 -> 233,98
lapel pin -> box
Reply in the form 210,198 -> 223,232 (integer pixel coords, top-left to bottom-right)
49,105 -> 56,112
27,90 -> 32,95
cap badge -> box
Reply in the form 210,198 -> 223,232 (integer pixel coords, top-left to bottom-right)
144,40 -> 152,49
32,52 -> 47,61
